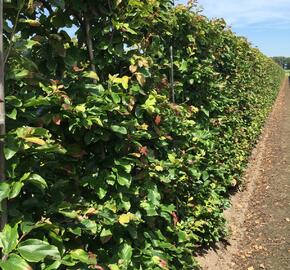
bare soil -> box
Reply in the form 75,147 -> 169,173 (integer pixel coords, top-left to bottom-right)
197,78 -> 290,270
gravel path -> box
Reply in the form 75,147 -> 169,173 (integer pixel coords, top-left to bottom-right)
198,78 -> 290,270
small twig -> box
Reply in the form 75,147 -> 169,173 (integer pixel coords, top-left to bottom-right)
4,7 -> 21,65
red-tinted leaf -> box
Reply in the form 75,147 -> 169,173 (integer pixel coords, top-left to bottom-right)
72,65 -> 84,72
171,211 -> 179,226
160,259 -> 168,269
94,265 -> 105,270
52,115 -> 61,125
139,146 -> 148,156
62,104 -> 72,111
155,115 -> 161,125
50,79 -> 61,85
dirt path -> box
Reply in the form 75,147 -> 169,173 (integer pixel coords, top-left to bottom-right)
198,78 -> 290,270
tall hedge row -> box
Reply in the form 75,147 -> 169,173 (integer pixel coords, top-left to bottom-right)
0,0 -> 284,269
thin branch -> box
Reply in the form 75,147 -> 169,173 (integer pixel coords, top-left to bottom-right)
4,7 -> 21,65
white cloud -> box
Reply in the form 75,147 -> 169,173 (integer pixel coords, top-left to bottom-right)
194,0 -> 290,29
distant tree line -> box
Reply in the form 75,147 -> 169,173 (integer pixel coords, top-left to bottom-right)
272,56 -> 290,69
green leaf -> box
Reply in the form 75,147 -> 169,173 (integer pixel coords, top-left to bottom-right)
201,107 -> 209,117
58,210 -> 79,219
24,96 -> 51,107
111,92 -> 121,103
70,249 -> 96,264
7,69 -> 30,80
100,228 -> 112,244
0,182 -> 10,203
50,0 -> 65,9
140,201 -> 157,216
141,94 -> 156,113
4,136 -> 19,160
0,254 -> 32,270
80,219 -> 98,234
84,84 -> 105,95
60,255 -> 77,267
111,125 -> 127,135
0,224 -> 19,254
9,181 -> 24,199
116,171 -> 132,187
118,243 -> 132,264
108,264 -> 120,270
7,109 -> 17,120
43,260 -> 61,270
20,222 -> 37,235
5,96 -> 23,107
148,184 -> 161,206
26,174 -> 48,191
178,231 -> 187,242
18,239 -> 60,262
96,186 -> 107,199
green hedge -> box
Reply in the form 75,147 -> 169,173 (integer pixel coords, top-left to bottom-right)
1,1 -> 284,269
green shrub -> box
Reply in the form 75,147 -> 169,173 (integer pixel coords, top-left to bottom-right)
0,1 -> 284,269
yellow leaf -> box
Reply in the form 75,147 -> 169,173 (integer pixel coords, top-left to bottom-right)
155,165 -> 164,172
22,19 -> 41,27
85,207 -> 98,216
75,104 -> 86,112
118,212 -> 136,225
109,75 -> 130,89
137,58 -> 149,68
83,71 -> 100,81
131,153 -> 141,158
120,76 -> 130,89
24,137 -> 46,146
129,65 -> 137,73
137,123 -> 149,130
136,73 -> 146,86
248,267 -> 254,270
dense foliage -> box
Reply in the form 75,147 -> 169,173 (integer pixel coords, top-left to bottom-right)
0,0 -> 284,269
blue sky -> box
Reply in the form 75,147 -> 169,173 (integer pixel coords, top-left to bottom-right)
176,0 -> 290,57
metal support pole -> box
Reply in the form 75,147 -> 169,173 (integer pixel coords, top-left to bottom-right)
170,45 -> 175,103
170,0 -> 175,103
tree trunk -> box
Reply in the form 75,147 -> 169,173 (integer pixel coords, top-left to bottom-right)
0,0 -> 7,232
